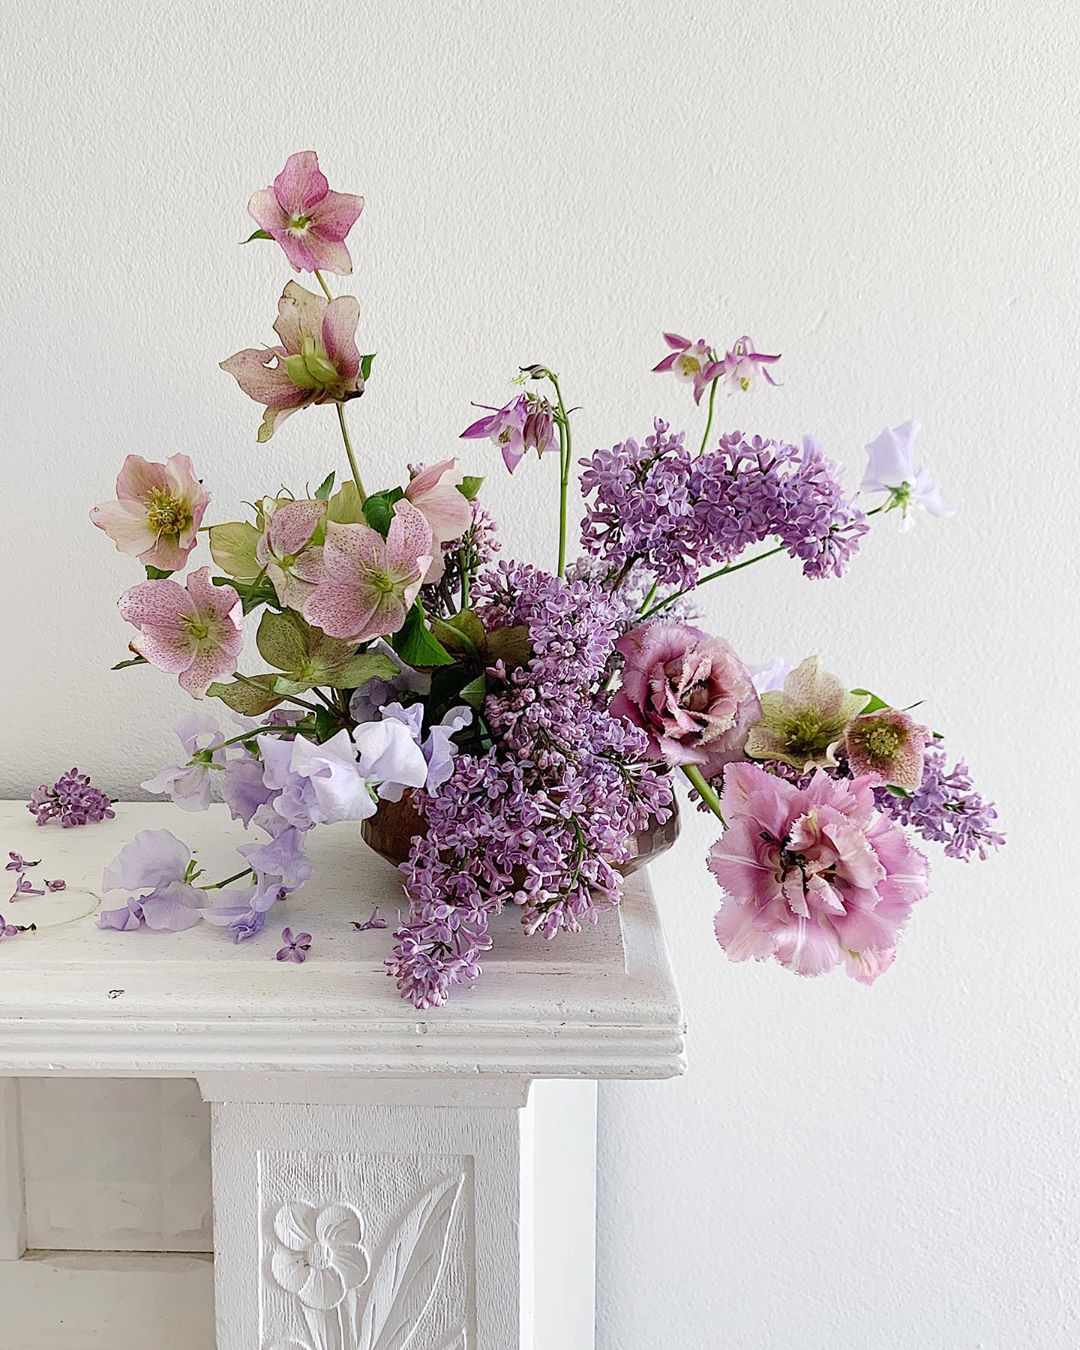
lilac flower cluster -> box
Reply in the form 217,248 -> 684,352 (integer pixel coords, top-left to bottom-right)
387,564 -> 674,1009
579,420 -> 867,591
421,502 -> 501,617
27,769 -> 115,828
875,741 -> 1005,861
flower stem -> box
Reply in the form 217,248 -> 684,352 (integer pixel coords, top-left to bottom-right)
545,370 -> 572,577
231,671 -> 323,715
313,269 -> 333,301
334,402 -> 367,505
682,764 -> 726,826
698,374 -> 720,455
197,867 -> 255,892
458,546 -> 471,609
213,726 -> 297,751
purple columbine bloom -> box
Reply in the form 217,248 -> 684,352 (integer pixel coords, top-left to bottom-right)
459,394 -> 529,472
276,927 -> 312,963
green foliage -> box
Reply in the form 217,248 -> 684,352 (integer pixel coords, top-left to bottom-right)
209,521 -> 262,580
213,574 -> 280,615
327,481 -> 364,524
206,674 -> 282,715
313,471 -> 336,501
111,654 -> 148,671
360,353 -> 376,381
361,487 -> 406,537
458,475 -> 484,501
144,564 -> 173,580
459,674 -> 487,708
256,610 -> 398,692
241,228 -> 273,243
392,603 -> 455,668
851,689 -> 890,714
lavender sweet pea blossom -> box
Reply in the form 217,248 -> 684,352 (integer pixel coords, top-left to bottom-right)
377,702 -> 472,801
862,421 -> 954,529
142,712 -> 227,811
348,642 -> 430,722
99,830 -> 203,932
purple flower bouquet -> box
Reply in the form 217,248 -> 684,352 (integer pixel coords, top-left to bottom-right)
91,151 -> 1002,1006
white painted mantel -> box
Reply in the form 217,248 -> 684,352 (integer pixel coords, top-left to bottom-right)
0,801 -> 685,1349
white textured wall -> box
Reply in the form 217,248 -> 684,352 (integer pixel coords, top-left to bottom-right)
3,3 -> 1077,1346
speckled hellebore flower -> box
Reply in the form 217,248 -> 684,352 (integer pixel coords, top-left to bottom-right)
861,421 -> 954,530
256,498 -> 327,608
844,708 -> 927,792
90,454 -> 209,572
303,501 -> 433,643
744,656 -> 868,772
118,567 -> 243,698
220,282 -> 363,442
248,151 -> 364,275
404,459 -> 472,582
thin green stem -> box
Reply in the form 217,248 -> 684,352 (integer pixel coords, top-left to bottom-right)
682,765 -> 726,826
698,375 -> 720,454
545,370 -> 572,577
197,867 -> 255,892
213,726 -> 297,751
313,269 -> 333,301
334,402 -> 367,504
458,546 -> 470,610
231,671 -> 323,715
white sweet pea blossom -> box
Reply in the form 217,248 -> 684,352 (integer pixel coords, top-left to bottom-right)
862,421 -> 955,530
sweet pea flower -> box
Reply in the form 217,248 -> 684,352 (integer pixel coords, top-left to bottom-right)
141,712 -> 227,811
861,421 -> 954,529
709,762 -> 928,983
99,829 -> 203,932
348,641 -> 430,722
221,749 -> 276,827
90,454 -> 208,572
652,333 -> 723,404
257,498 -> 326,608
220,281 -> 363,443
750,657 -> 793,695
303,501 -> 432,643
744,656 -> 868,772
460,395 -> 529,472
404,460 -> 472,583
844,708 -> 927,792
118,567 -> 243,698
611,623 -> 760,779
718,336 -> 781,393
248,151 -> 364,275
377,701 -> 472,800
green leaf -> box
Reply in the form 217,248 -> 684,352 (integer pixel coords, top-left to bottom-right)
392,603 -> 455,668
314,706 -> 343,743
209,521 -> 262,580
361,487 -> 405,537
313,470 -> 336,501
206,675 -> 282,715
885,784 -> 912,798
459,675 -> 488,708
214,574 -> 279,615
850,688 -> 890,714
486,624 -> 531,670
144,564 -> 173,580
430,609 -> 486,657
321,650 -> 398,690
241,228 -> 273,243
257,610 -> 311,674
272,675 -> 317,697
360,352 -> 376,381
327,481 -> 364,524
111,654 -> 148,671
458,475 -> 484,501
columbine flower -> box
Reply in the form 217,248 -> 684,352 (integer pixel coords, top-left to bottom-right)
141,712 -> 227,811
844,709 -> 927,792
220,281 -> 363,442
460,395 -> 529,472
611,623 -> 760,779
651,333 -> 722,404
256,498 -> 326,608
27,769 -> 115,827
709,762 -> 928,983
718,336 -> 781,393
745,656 -> 868,772
90,454 -> 209,573
403,459 -> 472,583
98,829 -> 203,932
119,567 -> 242,699
248,150 -> 364,275
276,927 -> 312,964
861,421 -> 954,529
303,501 -> 432,643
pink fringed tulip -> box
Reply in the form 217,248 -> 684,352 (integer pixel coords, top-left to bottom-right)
303,501 -> 432,643
404,459 -> 472,582
248,151 -> 364,275
220,281 -> 363,442
652,333 -> 723,404
257,498 -> 326,608
709,762 -> 929,984
118,567 -> 243,698
90,454 -> 208,572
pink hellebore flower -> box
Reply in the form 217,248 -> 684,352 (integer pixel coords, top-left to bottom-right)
718,336 -> 781,393
303,501 -> 433,643
844,709 -> 927,792
257,498 -> 326,608
220,281 -> 363,443
248,150 -> 364,275
652,333 -> 723,405
862,421 -> 954,530
460,395 -> 530,472
708,762 -> 929,984
118,566 -> 243,698
611,623 -> 761,779
404,459 -> 472,583
90,454 -> 208,572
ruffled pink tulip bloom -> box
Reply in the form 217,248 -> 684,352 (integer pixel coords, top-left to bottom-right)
90,454 -> 208,571
709,762 -> 929,984
220,281 -> 363,442
652,333 -> 723,404
248,151 -> 364,275
118,567 -> 243,698
611,623 -> 760,778
303,501 -> 432,643
404,459 -> 472,583
257,498 -> 326,609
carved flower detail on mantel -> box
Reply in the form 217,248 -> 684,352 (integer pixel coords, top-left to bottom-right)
270,1200 -> 370,1310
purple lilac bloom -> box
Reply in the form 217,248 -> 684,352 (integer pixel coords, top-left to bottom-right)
10,876 -> 44,900
276,927 -> 312,963
420,503 -> 502,619
579,421 -> 867,591
0,915 -> 21,939
28,769 -> 115,827
352,906 -> 388,932
875,741 -> 1005,861
44,879 -> 66,892
387,564 -> 673,1009
6,853 -> 40,872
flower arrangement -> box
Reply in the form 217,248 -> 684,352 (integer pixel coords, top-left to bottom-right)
89,150 -> 1002,1005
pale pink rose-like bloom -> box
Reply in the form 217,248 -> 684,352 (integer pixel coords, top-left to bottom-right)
90,454 -> 208,572
220,281 -> 363,442
708,762 -> 929,984
404,459 -> 472,583
303,501 -> 432,644
118,567 -> 243,698
257,498 -> 326,608
248,150 -> 364,275
611,622 -> 760,779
